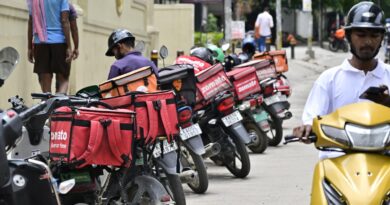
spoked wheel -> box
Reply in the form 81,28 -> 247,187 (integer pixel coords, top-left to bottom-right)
223,130 -> 251,178
245,122 -> 268,153
266,113 -> 284,146
180,147 -> 209,194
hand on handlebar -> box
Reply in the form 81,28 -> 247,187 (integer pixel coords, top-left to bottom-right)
292,124 -> 313,144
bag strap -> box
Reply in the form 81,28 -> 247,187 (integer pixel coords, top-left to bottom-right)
76,120 -> 104,166
106,119 -> 129,164
159,99 -> 174,142
146,101 -> 159,143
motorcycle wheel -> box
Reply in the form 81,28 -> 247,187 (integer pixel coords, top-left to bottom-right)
223,129 -> 251,178
342,40 -> 349,52
181,148 -> 209,194
266,113 -> 284,146
328,41 -> 338,52
245,122 -> 268,153
163,174 -> 186,205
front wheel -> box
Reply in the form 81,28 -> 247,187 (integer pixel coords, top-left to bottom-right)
328,40 -> 338,52
224,129 -> 251,178
245,122 -> 268,153
266,113 -> 284,146
181,148 -> 209,194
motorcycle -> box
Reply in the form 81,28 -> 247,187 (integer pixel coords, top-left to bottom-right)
158,61 -> 209,194
285,101 -> 390,205
328,28 -> 349,52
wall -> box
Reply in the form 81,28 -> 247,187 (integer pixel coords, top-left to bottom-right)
0,0 -> 160,108
153,4 -> 194,66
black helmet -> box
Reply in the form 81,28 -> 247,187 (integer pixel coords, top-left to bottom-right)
105,29 -> 135,56
190,47 -> 215,65
344,1 -> 385,32
242,36 -> 257,58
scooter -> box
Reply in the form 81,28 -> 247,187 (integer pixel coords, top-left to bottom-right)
328,28 -> 349,53
285,101 -> 390,204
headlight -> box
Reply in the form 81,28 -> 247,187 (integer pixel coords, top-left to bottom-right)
345,124 -> 390,151
321,125 -> 351,147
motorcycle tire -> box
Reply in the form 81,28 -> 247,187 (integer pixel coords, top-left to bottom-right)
163,173 -> 186,205
342,40 -> 349,52
182,149 -> 209,194
267,113 -> 284,146
245,122 -> 268,153
223,129 -> 251,178
328,41 -> 338,52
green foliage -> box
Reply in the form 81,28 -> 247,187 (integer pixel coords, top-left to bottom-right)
194,32 -> 224,47
207,13 -> 219,32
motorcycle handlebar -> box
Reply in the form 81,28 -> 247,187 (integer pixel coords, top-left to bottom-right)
18,102 -> 47,122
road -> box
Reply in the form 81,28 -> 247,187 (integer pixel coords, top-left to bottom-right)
184,46 -> 354,205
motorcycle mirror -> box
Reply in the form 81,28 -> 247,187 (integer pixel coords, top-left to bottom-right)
159,45 -> 168,59
0,47 -> 19,84
58,179 -> 76,194
134,40 -> 145,53
221,43 -> 230,52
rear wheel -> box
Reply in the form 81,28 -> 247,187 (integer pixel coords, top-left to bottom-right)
266,113 -> 283,146
223,129 -> 251,178
328,40 -> 338,52
245,122 -> 268,153
181,148 -> 209,194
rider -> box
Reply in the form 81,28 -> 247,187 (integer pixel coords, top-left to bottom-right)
105,29 -> 158,79
293,1 -> 390,158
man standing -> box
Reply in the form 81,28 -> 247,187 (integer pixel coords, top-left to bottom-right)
105,29 -> 158,80
292,2 -> 390,159
254,6 -> 274,52
27,0 -> 72,94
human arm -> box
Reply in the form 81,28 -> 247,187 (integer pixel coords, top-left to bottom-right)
254,15 -> 260,39
61,10 -> 72,63
294,81 -> 330,143
70,19 -> 79,60
27,15 -> 34,63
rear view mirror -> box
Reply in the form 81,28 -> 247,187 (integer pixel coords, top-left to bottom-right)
221,43 -> 230,52
134,41 -> 145,53
159,45 -> 168,59
0,47 -> 19,85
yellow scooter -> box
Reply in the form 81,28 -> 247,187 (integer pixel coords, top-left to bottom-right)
285,102 -> 390,205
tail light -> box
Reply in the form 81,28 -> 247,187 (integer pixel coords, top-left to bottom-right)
238,98 -> 257,111
217,96 -> 235,114
263,84 -> 274,97
178,106 -> 193,127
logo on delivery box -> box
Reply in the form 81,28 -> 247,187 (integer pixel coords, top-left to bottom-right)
200,76 -> 228,96
237,79 -> 257,93
51,130 -> 68,141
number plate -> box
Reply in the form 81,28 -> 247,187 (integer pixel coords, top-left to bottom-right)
221,111 -> 243,127
180,123 -> 202,141
153,140 -> 178,158
264,93 -> 287,105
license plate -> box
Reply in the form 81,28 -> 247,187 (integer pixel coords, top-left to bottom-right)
221,111 -> 243,127
180,123 -> 202,141
264,93 -> 287,105
153,140 -> 178,158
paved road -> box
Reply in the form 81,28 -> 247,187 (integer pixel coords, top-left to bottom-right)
185,46 -> 355,205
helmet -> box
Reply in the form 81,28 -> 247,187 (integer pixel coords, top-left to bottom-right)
190,47 -> 214,65
242,36 -> 257,59
224,53 -> 241,72
207,44 -> 225,63
344,1 -> 385,32
242,36 -> 257,57
105,29 -> 135,56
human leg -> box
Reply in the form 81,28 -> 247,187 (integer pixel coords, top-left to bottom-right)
51,44 -> 71,94
34,44 -> 53,93
259,36 -> 266,52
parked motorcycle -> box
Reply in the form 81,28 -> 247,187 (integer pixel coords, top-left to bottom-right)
158,61 -> 209,194
328,28 -> 349,52
285,101 -> 390,204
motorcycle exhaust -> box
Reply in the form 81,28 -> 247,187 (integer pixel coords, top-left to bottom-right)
179,169 -> 196,184
277,110 -> 292,120
202,142 -> 221,159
